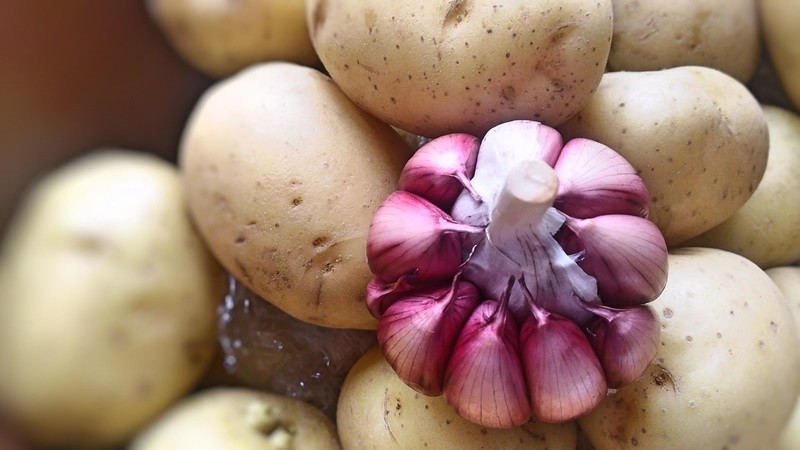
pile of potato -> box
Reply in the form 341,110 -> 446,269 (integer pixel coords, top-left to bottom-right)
1,0 -> 799,449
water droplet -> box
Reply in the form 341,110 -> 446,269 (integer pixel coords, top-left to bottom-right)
216,275 -> 376,418
688,400 -> 696,408
662,308 -> 673,319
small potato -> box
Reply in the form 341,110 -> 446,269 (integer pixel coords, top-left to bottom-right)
685,106 -> 800,268
608,0 -> 760,82
761,0 -> 800,110
337,347 -> 578,449
147,0 -> 318,78
307,0 -> 613,137
180,62 -> 411,329
0,151 -> 222,449
130,387 -> 341,450
558,66 -> 768,246
579,248 -> 800,450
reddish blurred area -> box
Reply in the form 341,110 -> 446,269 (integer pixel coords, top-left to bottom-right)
0,0 -> 211,230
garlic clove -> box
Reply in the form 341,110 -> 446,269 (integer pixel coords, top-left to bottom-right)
520,312 -> 608,424
553,138 -> 649,219
367,191 -> 483,282
399,133 -> 481,210
365,275 -> 419,319
560,214 -> 668,307
378,279 -> 481,395
584,304 -> 660,388
443,299 -> 532,429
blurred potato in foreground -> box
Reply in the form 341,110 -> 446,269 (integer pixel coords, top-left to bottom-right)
0,151 -> 223,449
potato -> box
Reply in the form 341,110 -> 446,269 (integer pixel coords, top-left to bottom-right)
558,66 -> 769,246
147,0 -> 318,78
768,267 -> 800,450
0,151 -> 222,449
337,347 -> 578,449
761,0 -> 800,110
608,0 -> 760,82
307,0 -> 613,137
768,266 -> 800,329
180,62 -> 411,329
130,387 -> 340,450
579,248 -> 800,449
685,106 -> 800,268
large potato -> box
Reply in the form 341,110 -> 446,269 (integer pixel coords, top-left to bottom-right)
130,387 -> 341,450
147,0 -> 318,78
307,0 -> 613,137
761,0 -> 800,110
685,106 -> 800,268
558,66 -> 768,246
579,248 -> 800,449
608,0 -> 760,82
768,267 -> 800,450
337,347 -> 578,449
180,62 -> 411,329
0,151 -> 222,449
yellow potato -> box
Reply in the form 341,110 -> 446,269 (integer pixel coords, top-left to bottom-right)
180,62 -> 411,329
130,388 -> 341,450
307,0 -> 613,137
0,151 -> 222,449
768,266 -> 800,450
337,347 -> 578,449
558,66 -> 768,246
579,248 -> 800,449
147,0 -> 318,78
609,0 -> 760,82
761,0 -> 800,110
686,106 -> 800,268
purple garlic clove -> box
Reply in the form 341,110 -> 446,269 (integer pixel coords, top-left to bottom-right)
561,214 -> 668,306
520,308 -> 608,424
399,133 -> 481,210
583,303 -> 660,388
367,191 -> 482,282
443,294 -> 531,428
365,275 -> 419,319
553,138 -> 649,219
377,278 -> 481,396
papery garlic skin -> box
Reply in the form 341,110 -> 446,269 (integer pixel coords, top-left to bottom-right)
365,120 -> 669,428
377,279 -> 481,396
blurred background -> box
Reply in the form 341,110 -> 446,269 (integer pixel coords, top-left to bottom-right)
0,0 -> 211,231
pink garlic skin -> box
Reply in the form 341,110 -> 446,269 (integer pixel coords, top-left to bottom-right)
584,304 -> 660,388
399,133 -> 481,210
366,190 -> 480,282
365,120 -> 668,428
377,278 -> 481,396
520,310 -> 607,424
444,299 -> 532,428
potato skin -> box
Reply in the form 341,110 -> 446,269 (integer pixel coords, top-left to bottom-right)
579,248 -> 800,450
761,0 -> 800,110
180,62 -> 411,329
0,151 -> 222,449
558,66 -> 768,246
307,0 -> 613,137
147,0 -> 318,78
685,106 -> 800,268
130,387 -> 341,450
609,0 -> 760,82
768,267 -> 800,450
337,347 -> 578,449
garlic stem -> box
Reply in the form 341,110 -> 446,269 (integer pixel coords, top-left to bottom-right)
487,159 -> 559,244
